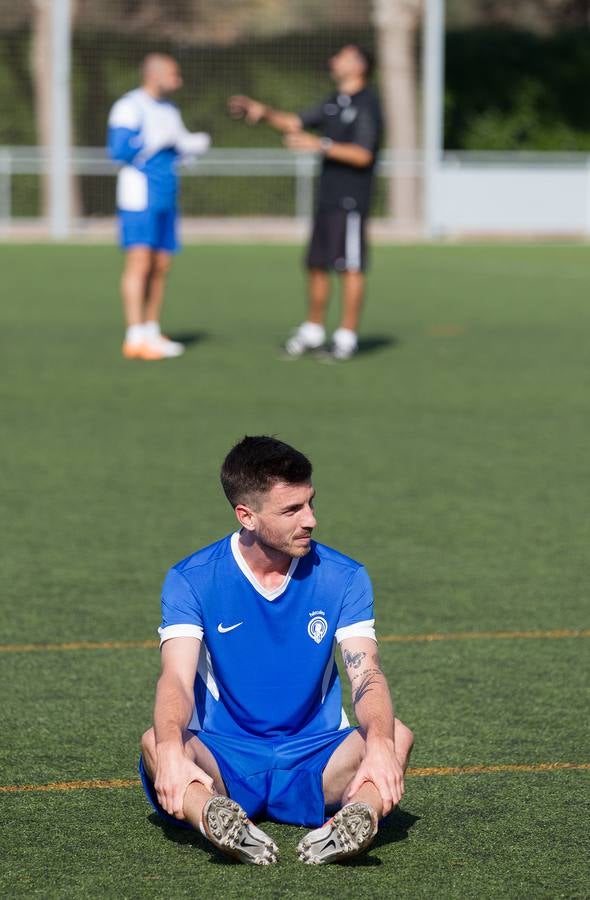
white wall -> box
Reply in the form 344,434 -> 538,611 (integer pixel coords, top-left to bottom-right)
434,158 -> 590,235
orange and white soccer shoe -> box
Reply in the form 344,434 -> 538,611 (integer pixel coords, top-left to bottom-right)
122,336 -> 184,360
202,796 -> 279,865
297,801 -> 378,864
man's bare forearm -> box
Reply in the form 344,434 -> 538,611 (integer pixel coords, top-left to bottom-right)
343,647 -> 395,744
262,106 -> 302,133
324,142 -> 373,168
153,672 -> 194,748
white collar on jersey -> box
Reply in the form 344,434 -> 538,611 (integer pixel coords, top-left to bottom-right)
230,531 -> 300,602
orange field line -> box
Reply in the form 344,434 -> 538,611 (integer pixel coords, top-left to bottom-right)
0,629 -> 588,655
0,639 -> 159,653
406,761 -> 590,777
380,629 -> 590,643
1,762 -> 588,794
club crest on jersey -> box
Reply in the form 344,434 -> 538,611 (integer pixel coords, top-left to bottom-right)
308,614 -> 328,644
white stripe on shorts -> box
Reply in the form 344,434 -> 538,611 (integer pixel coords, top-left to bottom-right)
345,211 -> 362,271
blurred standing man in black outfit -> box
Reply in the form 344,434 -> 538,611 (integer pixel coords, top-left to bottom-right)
230,45 -> 382,361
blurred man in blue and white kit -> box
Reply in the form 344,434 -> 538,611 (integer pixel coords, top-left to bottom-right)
107,54 -> 210,360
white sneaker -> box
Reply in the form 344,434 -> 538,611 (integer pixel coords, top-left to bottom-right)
202,796 -> 279,865
283,322 -> 325,358
297,802 -> 378,865
146,335 -> 185,358
330,328 -> 358,361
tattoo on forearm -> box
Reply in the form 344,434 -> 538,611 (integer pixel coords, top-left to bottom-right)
343,649 -> 367,670
352,671 -> 382,706
350,666 -> 382,683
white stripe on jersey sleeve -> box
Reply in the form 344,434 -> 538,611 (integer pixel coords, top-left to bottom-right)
335,618 -> 376,644
108,94 -> 142,130
158,623 -> 204,646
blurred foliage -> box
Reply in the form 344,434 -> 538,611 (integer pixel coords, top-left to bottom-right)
4,22 -> 590,212
445,27 -> 590,149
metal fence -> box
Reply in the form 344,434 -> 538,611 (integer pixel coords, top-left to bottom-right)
3,147 -> 590,238
0,147 -> 423,229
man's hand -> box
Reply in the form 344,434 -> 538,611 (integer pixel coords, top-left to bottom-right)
284,131 -> 322,153
228,95 -> 267,124
346,736 -> 405,816
154,742 -> 215,820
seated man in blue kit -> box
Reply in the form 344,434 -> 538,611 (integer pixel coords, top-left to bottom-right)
139,436 -> 413,864
107,54 -> 210,360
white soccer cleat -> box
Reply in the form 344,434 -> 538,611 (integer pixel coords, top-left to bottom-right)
282,322 -> 325,358
151,335 -> 185,358
202,796 -> 279,865
297,802 -> 378,865
330,328 -> 358,361
327,342 -> 357,361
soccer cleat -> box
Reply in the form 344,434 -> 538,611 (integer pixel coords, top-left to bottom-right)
122,340 -> 145,360
202,796 -> 279,865
152,335 -> 185,358
330,341 -> 357,361
282,324 -> 325,358
121,337 -> 184,361
297,802 -> 378,865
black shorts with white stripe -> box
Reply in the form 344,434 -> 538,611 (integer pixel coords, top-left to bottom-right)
306,209 -> 368,273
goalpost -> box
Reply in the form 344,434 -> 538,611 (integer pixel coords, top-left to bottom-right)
422,0 -> 446,239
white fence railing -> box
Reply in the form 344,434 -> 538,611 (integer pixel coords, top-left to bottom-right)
2,148 -> 590,236
0,147 -> 421,227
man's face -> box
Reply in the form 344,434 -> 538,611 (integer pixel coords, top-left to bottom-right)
156,59 -> 183,95
246,481 -> 317,558
329,45 -> 366,82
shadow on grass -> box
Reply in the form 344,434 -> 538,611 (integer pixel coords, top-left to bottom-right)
335,807 -> 420,868
148,813 -> 240,864
148,805 -> 419,867
357,334 -> 400,356
165,330 -> 209,348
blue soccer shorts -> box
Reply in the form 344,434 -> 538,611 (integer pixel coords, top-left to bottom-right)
139,726 -> 356,829
118,207 -> 179,253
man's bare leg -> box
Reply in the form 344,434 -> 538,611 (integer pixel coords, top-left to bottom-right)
307,268 -> 331,326
323,718 -> 414,816
297,718 -> 414,864
140,727 -> 278,864
339,271 -> 365,333
143,251 -> 172,326
121,247 -> 153,327
283,268 -> 330,356
140,726 -> 226,829
328,270 -> 365,360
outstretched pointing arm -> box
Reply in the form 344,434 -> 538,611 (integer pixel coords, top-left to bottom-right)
228,95 -> 302,133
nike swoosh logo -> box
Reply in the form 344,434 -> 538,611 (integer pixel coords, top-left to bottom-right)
239,838 -> 259,848
321,839 -> 337,852
217,622 -> 243,634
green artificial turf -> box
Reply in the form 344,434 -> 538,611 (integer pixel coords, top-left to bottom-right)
1,243 -> 589,897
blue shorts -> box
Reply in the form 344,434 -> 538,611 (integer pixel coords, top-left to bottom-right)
139,726 -> 356,829
118,207 -> 179,253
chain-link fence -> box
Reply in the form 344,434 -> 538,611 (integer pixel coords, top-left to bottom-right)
3,2 -> 590,238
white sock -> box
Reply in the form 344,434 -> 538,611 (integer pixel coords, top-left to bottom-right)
299,321 -> 325,346
332,327 -> 358,351
125,324 -> 145,345
143,321 -> 161,340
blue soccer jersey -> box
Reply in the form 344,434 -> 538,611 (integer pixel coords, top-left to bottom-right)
158,533 -> 376,740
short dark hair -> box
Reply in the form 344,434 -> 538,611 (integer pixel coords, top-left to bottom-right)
220,436 -> 313,508
351,44 -> 375,79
